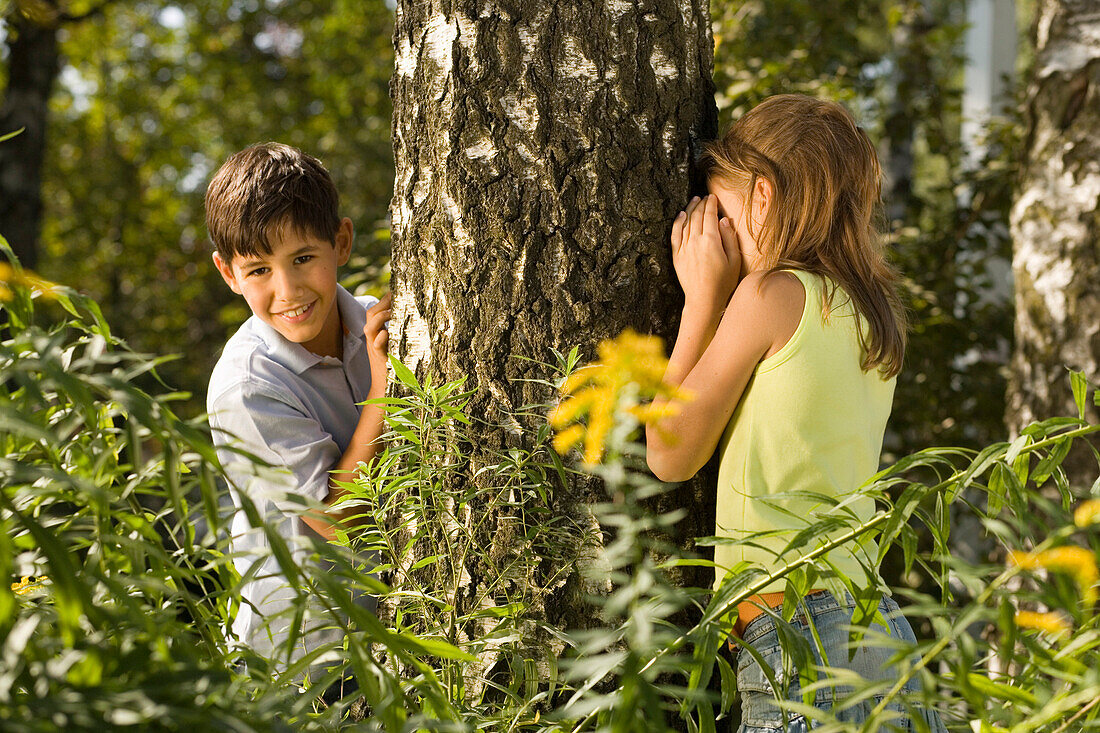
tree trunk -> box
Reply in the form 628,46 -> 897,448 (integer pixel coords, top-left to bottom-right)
389,0 -> 716,689
1007,0 -> 1100,487
0,10 -> 61,270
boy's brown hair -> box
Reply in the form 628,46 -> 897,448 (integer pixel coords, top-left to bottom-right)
205,142 -> 340,260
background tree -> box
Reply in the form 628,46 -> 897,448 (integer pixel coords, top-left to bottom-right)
0,0 -> 107,269
1008,0 -> 1100,488
388,0 -> 717,656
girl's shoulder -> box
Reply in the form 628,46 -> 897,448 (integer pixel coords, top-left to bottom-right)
728,270 -> 806,360
742,268 -> 809,295
732,269 -> 807,316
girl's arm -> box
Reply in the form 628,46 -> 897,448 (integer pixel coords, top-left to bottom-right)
646,197 -> 803,482
660,195 -> 742,383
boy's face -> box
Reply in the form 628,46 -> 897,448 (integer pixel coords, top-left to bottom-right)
213,218 -> 353,359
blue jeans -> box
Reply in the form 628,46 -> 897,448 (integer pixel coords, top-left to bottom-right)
736,591 -> 947,732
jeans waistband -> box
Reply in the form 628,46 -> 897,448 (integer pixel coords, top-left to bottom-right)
740,590 -> 877,646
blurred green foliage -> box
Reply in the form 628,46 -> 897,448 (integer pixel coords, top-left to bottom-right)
21,0 -> 395,413
0,238 -> 293,730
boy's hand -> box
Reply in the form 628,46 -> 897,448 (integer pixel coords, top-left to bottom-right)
364,291 -> 392,395
671,194 -> 741,315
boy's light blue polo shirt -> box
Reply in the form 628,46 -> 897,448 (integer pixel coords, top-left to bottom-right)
207,285 -> 378,665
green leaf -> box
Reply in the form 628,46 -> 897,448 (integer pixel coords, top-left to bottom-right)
412,636 -> 479,662
716,653 -> 738,714
880,482 -> 928,551
996,598 -> 1017,673
958,442 -> 1008,496
1032,437 -> 1074,486
987,463 -> 1006,516
0,128 -> 24,144
389,354 -> 420,391
1005,434 -> 1030,465
467,602 -> 527,619
1071,369 -> 1089,419
963,672 -> 1037,706
894,532 -> 917,594
408,554 -> 442,571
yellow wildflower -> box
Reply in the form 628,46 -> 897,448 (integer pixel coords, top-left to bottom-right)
10,576 -> 46,595
548,385 -> 597,427
627,401 -> 682,424
582,388 -> 615,465
552,424 -> 585,456
550,329 -> 692,465
1074,499 -> 1100,528
0,262 -> 61,301
1010,546 -> 1099,607
1014,610 -> 1071,637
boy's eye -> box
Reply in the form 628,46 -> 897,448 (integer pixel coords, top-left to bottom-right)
247,266 -> 269,277
294,255 -> 314,265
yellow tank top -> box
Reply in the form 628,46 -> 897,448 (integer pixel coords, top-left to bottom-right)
713,269 -> 896,592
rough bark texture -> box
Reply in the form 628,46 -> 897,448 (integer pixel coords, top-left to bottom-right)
389,0 -> 716,687
1007,0 -> 1100,487
0,10 -> 61,270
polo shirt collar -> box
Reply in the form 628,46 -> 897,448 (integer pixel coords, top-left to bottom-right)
252,285 -> 364,375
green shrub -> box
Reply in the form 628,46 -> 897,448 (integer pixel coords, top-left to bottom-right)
5,236 -> 1099,732
0,240 -> 303,730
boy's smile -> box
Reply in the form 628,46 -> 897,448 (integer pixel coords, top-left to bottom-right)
213,218 -> 353,359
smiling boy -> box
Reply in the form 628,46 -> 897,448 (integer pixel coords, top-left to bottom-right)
204,142 -> 390,668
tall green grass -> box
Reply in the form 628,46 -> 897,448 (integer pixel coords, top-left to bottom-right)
3,239 -> 1100,731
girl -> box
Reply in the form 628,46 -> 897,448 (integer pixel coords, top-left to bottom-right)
646,95 -> 945,731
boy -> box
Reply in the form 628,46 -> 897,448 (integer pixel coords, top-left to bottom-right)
204,142 -> 391,667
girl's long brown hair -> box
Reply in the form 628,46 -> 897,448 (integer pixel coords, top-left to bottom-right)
700,94 -> 907,378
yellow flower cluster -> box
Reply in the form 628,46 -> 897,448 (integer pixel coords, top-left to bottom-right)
0,262 -> 60,302
1075,499 -> 1100,528
1010,546 -> 1099,608
1013,610 -> 1071,637
10,576 -> 46,596
549,329 -> 691,465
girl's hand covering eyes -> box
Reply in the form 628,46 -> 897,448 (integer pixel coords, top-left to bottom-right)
670,194 -> 741,314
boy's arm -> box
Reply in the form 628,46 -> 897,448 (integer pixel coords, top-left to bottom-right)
302,292 -> 392,542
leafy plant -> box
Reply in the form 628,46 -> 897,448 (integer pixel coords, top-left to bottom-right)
545,331 -> 1100,733
0,241 -> 452,731
0,238 -> 296,730
335,352 -> 588,730
6,237 -> 1099,733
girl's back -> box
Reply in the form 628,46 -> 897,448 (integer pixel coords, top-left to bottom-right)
714,269 -> 894,593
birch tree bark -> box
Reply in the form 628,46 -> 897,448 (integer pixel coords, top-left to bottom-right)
388,0 -> 716,686
1007,0 -> 1100,487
